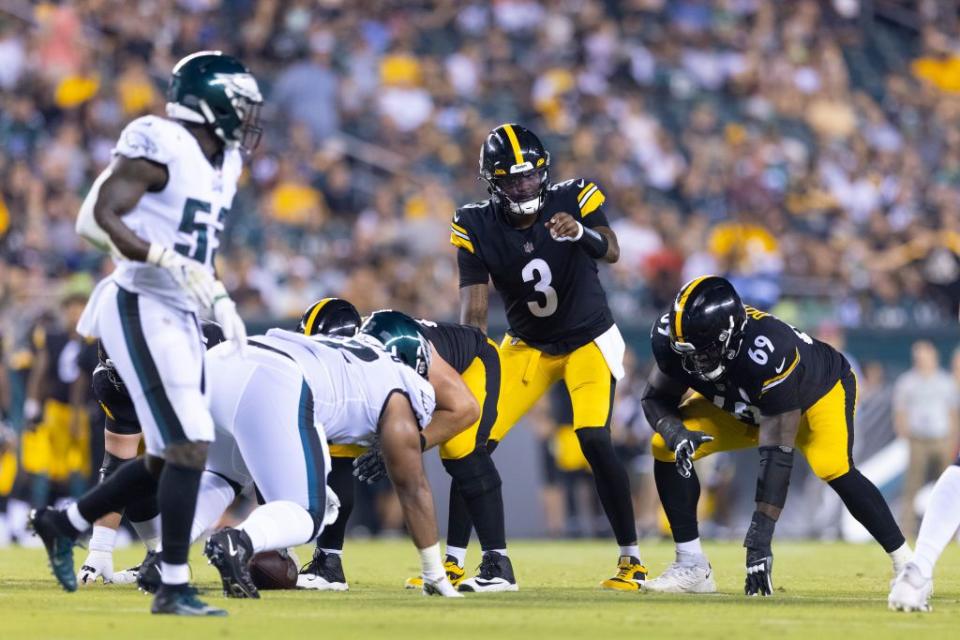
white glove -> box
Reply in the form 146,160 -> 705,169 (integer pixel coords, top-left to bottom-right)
146,243 -> 217,309
421,575 -> 463,598
211,281 -> 247,353
79,549 -> 115,585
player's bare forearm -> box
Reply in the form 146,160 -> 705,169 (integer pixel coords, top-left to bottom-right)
459,284 -> 489,334
380,394 -> 440,548
93,157 -> 168,262
422,347 -> 480,450
594,225 -> 620,263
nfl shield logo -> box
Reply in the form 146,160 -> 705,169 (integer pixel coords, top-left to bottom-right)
523,241 -> 534,254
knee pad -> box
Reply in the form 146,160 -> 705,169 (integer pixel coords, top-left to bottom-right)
98,452 -> 133,483
442,452 -> 502,500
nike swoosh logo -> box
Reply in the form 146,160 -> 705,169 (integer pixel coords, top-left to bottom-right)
774,357 -> 786,373
453,211 -> 460,223
226,536 -> 238,557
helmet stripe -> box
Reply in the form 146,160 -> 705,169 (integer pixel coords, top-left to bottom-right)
501,124 -> 525,166
673,275 -> 711,341
303,298 -> 333,336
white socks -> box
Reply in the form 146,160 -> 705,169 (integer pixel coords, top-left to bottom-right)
419,543 -> 446,581
237,501 -> 315,553
89,525 -> 117,553
676,538 -> 708,566
66,503 -> 91,533
888,543 -> 912,575
190,472 -> 237,542
321,547 -> 343,556
912,465 -> 960,579
445,545 -> 467,566
620,544 -> 641,561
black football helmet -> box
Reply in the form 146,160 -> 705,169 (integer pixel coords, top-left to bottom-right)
360,310 -> 431,379
668,276 -> 747,381
201,320 -> 227,349
299,298 -> 361,338
480,123 -> 551,217
166,51 -> 263,153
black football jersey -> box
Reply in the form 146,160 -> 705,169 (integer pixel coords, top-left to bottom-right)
650,306 -> 850,424
453,178 -> 614,354
33,326 -> 96,404
417,319 -> 488,375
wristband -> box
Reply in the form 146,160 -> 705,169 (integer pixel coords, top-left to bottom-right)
578,225 -> 609,259
743,510 -> 776,555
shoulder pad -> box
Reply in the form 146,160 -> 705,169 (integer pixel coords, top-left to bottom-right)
113,116 -> 180,166
550,178 -> 606,218
451,201 -> 490,254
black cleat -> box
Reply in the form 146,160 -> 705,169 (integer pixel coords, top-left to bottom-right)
136,550 -> 162,594
204,528 -> 260,599
29,508 -> 79,592
297,548 -> 348,591
151,584 -> 226,616
458,551 -> 519,592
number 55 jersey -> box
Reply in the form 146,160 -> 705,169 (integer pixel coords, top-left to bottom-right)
79,115 -> 242,312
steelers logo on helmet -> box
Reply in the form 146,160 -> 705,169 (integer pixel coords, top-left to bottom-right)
668,275 -> 747,382
480,123 -> 551,217
298,298 -> 361,338
360,310 -> 432,379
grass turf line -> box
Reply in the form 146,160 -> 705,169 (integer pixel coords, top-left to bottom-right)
1,540 -> 958,639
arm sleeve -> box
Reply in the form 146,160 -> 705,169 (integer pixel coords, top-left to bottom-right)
457,247 -> 489,288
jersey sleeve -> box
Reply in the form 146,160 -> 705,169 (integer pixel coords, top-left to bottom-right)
746,318 -> 805,415
572,178 -> 610,228
112,116 -> 175,165
400,369 -> 436,430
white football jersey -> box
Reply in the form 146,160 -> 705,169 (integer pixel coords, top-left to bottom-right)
84,115 -> 243,310
251,329 -> 436,447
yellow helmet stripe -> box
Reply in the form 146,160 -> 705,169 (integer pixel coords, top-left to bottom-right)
673,275 -> 711,341
501,124 -> 525,166
303,298 -> 333,336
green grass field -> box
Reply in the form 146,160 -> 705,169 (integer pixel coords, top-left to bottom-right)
1,539 -> 958,639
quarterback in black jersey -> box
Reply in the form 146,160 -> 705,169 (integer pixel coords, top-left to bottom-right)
641,276 -> 908,596
454,124 -> 644,591
296,302 -> 516,593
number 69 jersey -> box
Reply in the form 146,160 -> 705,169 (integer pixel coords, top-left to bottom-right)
82,115 -> 243,311
248,329 -> 436,447
650,306 -> 850,424
453,178 -> 614,355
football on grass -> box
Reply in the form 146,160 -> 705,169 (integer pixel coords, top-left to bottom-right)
249,549 -> 298,590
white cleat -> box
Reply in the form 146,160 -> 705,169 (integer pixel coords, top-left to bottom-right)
644,561 -> 717,594
888,563 -> 932,613
422,575 -> 464,598
296,573 -> 349,591
78,550 -> 115,585
111,566 -> 141,585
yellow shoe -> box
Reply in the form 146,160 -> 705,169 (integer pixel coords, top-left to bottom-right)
404,555 -> 465,589
600,555 -> 647,591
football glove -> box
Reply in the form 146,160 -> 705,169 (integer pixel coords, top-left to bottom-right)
657,417 -> 714,479
79,549 -> 115,585
147,243 -> 218,309
211,281 -> 247,353
353,443 -> 386,485
745,553 -> 774,596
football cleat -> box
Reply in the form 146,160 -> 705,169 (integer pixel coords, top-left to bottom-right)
600,555 -> 648,591
888,563 -> 933,613
111,565 -> 141,585
297,548 -> 349,591
422,575 -> 464,598
79,549 -> 115,585
28,507 -> 79,592
458,551 -> 519,593
204,527 -> 260,599
137,550 -> 162,593
643,560 -> 716,594
405,554 -> 465,589
151,584 -> 227,616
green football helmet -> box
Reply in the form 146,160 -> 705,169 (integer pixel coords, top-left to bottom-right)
166,51 -> 263,153
360,310 -> 431,378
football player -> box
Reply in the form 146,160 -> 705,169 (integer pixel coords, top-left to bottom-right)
30,51 -> 259,616
185,311 -> 467,598
296,303 -> 515,592
641,276 -> 910,595
452,124 -> 644,589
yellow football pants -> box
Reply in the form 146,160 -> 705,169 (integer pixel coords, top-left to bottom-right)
440,339 -> 501,460
651,373 -> 857,481
490,336 -> 615,443
21,399 -> 90,481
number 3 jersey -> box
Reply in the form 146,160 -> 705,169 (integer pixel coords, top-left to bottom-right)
453,178 -> 614,355
248,329 -> 436,447
85,115 -> 243,311
650,307 -> 850,424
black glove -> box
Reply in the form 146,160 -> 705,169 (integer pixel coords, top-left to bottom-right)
352,444 -> 386,484
743,511 -> 776,596
657,417 -> 714,478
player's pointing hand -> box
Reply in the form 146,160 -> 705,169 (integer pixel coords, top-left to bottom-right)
546,212 -> 582,241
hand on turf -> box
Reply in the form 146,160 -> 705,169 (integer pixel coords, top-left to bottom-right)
353,444 -> 386,484
546,212 -> 583,242
211,282 -> 247,354
79,549 -> 115,585
422,575 -> 464,598
744,554 -> 774,596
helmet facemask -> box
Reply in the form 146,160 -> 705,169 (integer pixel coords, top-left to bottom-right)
204,72 -> 263,153
671,315 -> 743,382
489,165 -> 549,217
